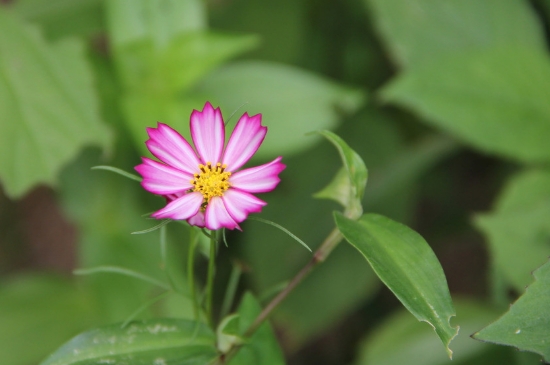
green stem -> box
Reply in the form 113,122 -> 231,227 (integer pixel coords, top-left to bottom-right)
206,230 -> 217,328
188,228 -> 199,320
222,226 -> 344,363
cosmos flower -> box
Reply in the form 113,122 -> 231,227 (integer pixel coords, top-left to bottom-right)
135,102 -> 285,230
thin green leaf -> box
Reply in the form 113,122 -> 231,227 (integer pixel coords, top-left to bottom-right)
39,319 -> 217,365
335,212 -> 458,357
221,264 -> 242,319
473,260 -> 550,362
249,217 -> 311,252
131,219 -> 171,234
121,291 -> 171,329
74,266 -> 170,291
314,130 -> 367,218
92,165 -> 142,182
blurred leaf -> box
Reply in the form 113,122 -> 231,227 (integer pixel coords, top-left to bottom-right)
473,260 -> 550,363
210,0 -> 307,64
39,318 -> 217,365
335,213 -> 458,357
314,130 -> 368,217
12,0 -> 104,40
356,300 -> 516,365
229,293 -> 286,365
196,61 -> 366,158
0,274 -> 97,365
475,169 -> 550,291
0,10 -> 110,198
106,0 -> 206,49
382,47 -> 550,163
366,0 -> 545,69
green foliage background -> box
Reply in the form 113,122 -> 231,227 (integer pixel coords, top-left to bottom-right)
0,0 -> 549,364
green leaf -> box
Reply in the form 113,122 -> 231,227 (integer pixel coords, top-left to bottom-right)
0,10 -> 110,197
335,212 -> 458,357
356,300 -> 514,365
195,61 -> 366,157
314,130 -> 368,217
473,260 -> 550,362
0,274 -> 98,365
229,293 -> 286,365
381,47 -> 550,163
12,0 -> 104,40
39,318 -> 217,365
366,0 -> 545,69
106,0 -> 206,49
474,169 -> 550,291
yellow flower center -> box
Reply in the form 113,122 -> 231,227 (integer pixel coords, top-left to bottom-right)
191,162 -> 231,207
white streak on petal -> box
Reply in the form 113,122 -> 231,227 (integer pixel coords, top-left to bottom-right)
230,157 -> 285,193
146,123 -> 200,175
222,113 -> 266,172
190,102 -> 225,164
152,192 -> 203,220
222,189 -> 266,223
135,158 -> 193,195
205,196 -> 240,230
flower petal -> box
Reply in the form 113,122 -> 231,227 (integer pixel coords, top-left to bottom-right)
222,113 -> 267,171
230,157 -> 285,193
187,211 -> 206,228
136,157 -> 193,195
152,192 -> 203,220
205,196 -> 240,230
191,102 -> 225,164
222,189 -> 266,223
146,123 -> 200,175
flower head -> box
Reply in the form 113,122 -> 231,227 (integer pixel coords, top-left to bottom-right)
135,102 -> 285,230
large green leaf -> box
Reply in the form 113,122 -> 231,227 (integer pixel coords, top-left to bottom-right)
356,300 -> 515,365
473,260 -> 550,362
106,0 -> 206,49
474,169 -> 550,292
39,318 -> 217,365
366,0 -> 545,69
0,274 -> 98,365
229,293 -> 286,365
381,47 -> 550,163
335,213 -> 457,357
0,10 -> 110,198
195,61 -> 366,158
12,0 -> 104,40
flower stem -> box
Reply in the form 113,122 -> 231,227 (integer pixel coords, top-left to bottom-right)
187,228 -> 199,320
243,227 -> 342,337
206,230 -> 217,328
222,226 -> 344,363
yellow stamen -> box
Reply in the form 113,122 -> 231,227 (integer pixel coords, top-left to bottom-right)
191,162 -> 231,209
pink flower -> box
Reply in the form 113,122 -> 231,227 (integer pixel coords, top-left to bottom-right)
135,102 -> 285,230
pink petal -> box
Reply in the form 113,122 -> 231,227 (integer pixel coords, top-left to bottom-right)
230,157 -> 285,193
222,113 -> 267,172
187,211 -> 206,228
146,123 -> 200,175
136,157 -> 193,195
152,192 -> 203,220
190,102 -> 225,164
222,189 -> 266,223
205,196 -> 240,230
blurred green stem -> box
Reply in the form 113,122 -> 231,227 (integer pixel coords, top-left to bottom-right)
187,228 -> 199,320
206,230 -> 217,328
